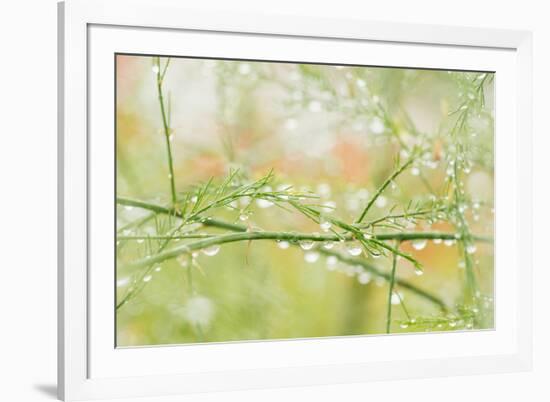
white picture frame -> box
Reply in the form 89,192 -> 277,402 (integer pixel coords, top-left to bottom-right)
58,0 -> 533,400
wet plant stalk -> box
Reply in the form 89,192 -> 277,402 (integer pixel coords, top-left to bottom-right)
155,57 -> 177,206
386,241 -> 400,333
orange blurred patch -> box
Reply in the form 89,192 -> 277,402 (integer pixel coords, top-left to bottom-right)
186,155 -> 226,181
116,55 -> 145,98
332,138 -> 370,184
400,221 -> 460,274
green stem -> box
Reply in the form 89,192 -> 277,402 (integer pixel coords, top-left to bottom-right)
155,57 -> 177,206
386,241 -> 400,333
118,231 -> 491,243
355,158 -> 415,224
364,206 -> 447,228
116,197 -> 492,243
118,231 -> 448,311
116,197 -> 491,311
318,249 -> 447,312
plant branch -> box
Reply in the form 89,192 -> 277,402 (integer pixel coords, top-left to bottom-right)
116,197 -> 492,243
155,57 -> 177,206
386,241 -> 400,333
355,158 -> 415,224
318,249 -> 447,312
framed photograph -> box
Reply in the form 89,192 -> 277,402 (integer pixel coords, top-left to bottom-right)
58,0 -> 533,400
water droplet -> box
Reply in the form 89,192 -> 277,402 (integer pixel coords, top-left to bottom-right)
443,239 -> 455,247
370,251 -> 382,259
369,117 -> 385,134
414,267 -> 424,276
357,272 -> 371,285
433,238 -> 442,245
322,241 -> 334,250
375,196 -> 387,208
143,275 -> 152,283
322,200 -> 337,212
239,212 -> 249,221
154,266 -> 162,272
391,293 -> 401,305
346,242 -> 362,256
137,238 -> 144,244
466,244 -> 477,254
458,260 -> 466,269
299,240 -> 315,250
304,251 -> 320,263
277,240 -> 290,249
400,322 -> 409,329
319,217 -> 332,232
202,244 -> 220,256
182,295 -> 215,327
411,239 -> 427,250
411,166 -> 420,176
256,198 -> 274,209
177,255 -> 188,267
124,205 -> 134,211
316,183 -> 331,198
238,63 -> 251,75
116,277 -> 129,287
363,233 -> 372,240
152,65 -> 160,74
449,320 -> 457,327
326,255 -> 338,268
308,100 -> 322,113
284,118 -> 298,131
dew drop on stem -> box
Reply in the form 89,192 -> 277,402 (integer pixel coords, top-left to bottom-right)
390,292 -> 402,305
256,198 -> 274,209
322,241 -> 334,250
346,241 -> 362,256
443,239 -> 455,247
299,240 -> 315,251
319,216 -> 332,232
411,239 -> 427,250
202,244 -> 220,256
277,240 -> 290,250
